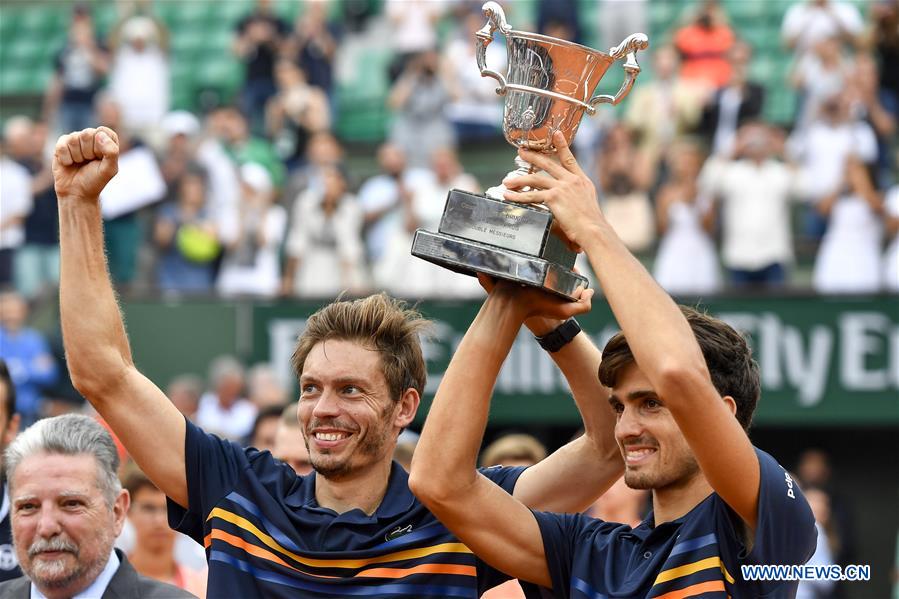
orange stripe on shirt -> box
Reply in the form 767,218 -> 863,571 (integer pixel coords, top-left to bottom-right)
209,528 -> 476,581
355,563 -> 477,579
653,580 -> 726,599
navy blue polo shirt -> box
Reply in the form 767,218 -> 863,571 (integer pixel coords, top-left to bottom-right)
531,448 -> 816,598
167,419 -> 526,598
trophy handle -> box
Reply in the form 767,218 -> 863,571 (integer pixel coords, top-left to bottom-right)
588,33 -> 649,112
476,1 -> 511,95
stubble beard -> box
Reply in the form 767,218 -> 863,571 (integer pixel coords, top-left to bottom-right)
308,415 -> 394,480
624,453 -> 701,491
25,532 -> 112,593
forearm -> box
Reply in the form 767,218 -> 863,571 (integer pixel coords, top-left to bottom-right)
59,199 -> 134,398
514,332 -> 622,512
411,296 -> 524,500
582,220 -> 708,393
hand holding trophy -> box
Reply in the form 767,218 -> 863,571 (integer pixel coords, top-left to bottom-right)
412,1 -> 648,299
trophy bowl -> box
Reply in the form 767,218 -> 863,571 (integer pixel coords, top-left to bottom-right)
411,1 -> 649,299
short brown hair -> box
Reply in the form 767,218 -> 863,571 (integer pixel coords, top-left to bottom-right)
598,306 -> 760,430
480,433 -> 548,467
290,294 -> 430,402
121,464 -> 158,499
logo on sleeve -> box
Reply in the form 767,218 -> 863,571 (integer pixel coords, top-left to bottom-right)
784,471 -> 795,499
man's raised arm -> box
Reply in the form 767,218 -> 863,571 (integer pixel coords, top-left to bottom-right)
55,127 -> 188,507
410,279 -> 593,588
505,131 -> 761,530
510,310 -> 622,513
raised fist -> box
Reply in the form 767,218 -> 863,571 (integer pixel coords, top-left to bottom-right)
52,127 -> 120,202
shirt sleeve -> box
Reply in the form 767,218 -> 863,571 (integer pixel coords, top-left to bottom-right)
527,511 -> 607,599
744,448 -> 817,566
166,418 -> 249,544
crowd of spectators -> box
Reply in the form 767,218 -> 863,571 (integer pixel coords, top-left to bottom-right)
0,0 -> 896,305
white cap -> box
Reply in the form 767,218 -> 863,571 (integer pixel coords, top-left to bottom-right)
161,111 -> 200,138
122,16 -> 158,42
240,163 -> 273,194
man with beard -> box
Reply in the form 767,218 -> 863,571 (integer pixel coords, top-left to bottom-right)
411,131 -> 817,598
0,359 -> 21,581
0,414 -> 192,598
52,126 -> 622,597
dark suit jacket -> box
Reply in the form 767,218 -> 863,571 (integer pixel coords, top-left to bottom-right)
0,549 -> 196,598
698,82 -> 766,139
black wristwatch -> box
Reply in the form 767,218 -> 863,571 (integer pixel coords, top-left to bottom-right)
535,318 -> 581,353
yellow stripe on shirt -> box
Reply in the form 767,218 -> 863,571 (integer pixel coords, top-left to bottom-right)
653,556 -> 735,586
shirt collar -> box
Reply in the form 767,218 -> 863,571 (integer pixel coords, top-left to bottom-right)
31,548 -> 119,599
288,461 -> 416,520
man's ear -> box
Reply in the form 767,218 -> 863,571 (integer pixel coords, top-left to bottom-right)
722,395 -> 738,418
112,489 -> 130,537
394,388 -> 420,430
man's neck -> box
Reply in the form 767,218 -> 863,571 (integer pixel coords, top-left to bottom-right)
651,472 -> 714,525
128,545 -> 177,582
314,458 -> 393,516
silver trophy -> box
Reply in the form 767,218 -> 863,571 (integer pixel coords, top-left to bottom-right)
412,1 -> 648,299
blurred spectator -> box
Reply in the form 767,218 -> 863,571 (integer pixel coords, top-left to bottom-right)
653,140 -> 720,295
248,404 -> 283,452
217,163 -> 287,298
153,166 -> 219,295
283,165 -> 366,298
196,355 -> 257,440
388,50 -> 456,168
0,133 -> 32,288
158,111 -> 202,199
788,93 -> 878,239
284,1 -> 340,101
538,0 -> 582,44
13,121 -> 60,300
700,122 -> 800,289
480,433 -> 547,468
699,41 -> 765,156
813,158 -> 885,293
266,59 -> 331,171
44,3 -> 109,134
790,36 -> 851,133
848,54 -> 897,186
283,130 -> 344,202
673,0 -> 734,89
585,476 -> 648,528
233,0 -> 290,134
597,124 -> 655,254
385,0 -> 443,81
195,108 -> 241,239
246,363 -> 288,410
2,415 -> 192,598
122,468 -> 207,597
108,15 -> 170,135
166,374 -> 204,422
216,105 -> 285,190
625,46 -> 707,170
272,402 -> 313,475
374,148 -> 482,298
869,0 -> 899,109
599,0 -> 648,53
0,359 -> 22,582
782,0 -> 864,58
442,11 -> 505,142
796,448 -> 858,566
0,291 -> 58,426
358,143 -> 419,264
884,181 -> 899,292
796,487 -> 837,599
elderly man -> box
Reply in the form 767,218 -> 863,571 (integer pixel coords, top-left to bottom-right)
0,414 -> 193,598
53,126 -> 621,597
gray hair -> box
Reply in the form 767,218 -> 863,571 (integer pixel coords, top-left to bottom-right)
4,415 -> 122,507
208,355 -> 245,387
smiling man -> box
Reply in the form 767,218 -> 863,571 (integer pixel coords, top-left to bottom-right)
411,132 -> 818,598
0,414 -> 191,598
52,127 -> 622,597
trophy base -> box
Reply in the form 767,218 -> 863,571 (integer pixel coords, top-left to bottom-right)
411,229 -> 588,300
